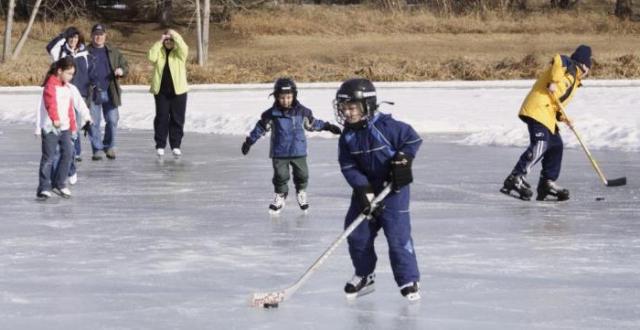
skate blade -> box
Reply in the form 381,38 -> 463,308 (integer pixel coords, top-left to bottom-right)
345,285 -> 375,300
404,291 -> 421,302
268,208 -> 282,215
500,188 -> 531,201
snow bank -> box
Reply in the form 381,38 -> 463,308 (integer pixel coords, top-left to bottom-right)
1,80 -> 638,151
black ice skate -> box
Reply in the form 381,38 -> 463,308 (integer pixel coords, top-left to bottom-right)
296,190 -> 309,211
344,273 -> 375,299
500,174 -> 533,201
269,192 -> 287,214
400,281 -> 421,301
536,179 -> 569,201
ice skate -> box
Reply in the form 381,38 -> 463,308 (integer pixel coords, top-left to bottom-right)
296,190 -> 309,211
400,282 -> 421,301
52,187 -> 72,199
269,192 -> 287,214
344,273 -> 375,299
36,190 -> 52,201
536,179 -> 569,201
68,173 -> 78,185
172,148 -> 182,160
156,148 -> 165,160
500,174 -> 533,201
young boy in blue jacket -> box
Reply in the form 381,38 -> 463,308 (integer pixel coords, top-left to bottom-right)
241,78 -> 342,213
335,78 -> 423,301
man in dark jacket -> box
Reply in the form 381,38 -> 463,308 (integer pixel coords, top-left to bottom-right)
87,23 -> 128,161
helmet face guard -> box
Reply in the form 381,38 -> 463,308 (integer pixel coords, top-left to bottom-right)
333,78 -> 377,125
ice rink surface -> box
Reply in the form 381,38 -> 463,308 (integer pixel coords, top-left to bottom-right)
0,124 -> 638,329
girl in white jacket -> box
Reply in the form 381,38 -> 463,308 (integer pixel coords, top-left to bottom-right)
36,57 -> 91,200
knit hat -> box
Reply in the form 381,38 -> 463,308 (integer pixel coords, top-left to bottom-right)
571,45 -> 592,69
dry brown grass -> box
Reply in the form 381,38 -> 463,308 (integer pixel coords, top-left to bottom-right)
2,5 -> 640,85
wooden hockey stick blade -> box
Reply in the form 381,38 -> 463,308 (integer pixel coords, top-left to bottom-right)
606,177 -> 627,187
250,291 -> 286,307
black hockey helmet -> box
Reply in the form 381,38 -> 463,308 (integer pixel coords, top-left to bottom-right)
271,77 -> 298,101
333,78 -> 378,124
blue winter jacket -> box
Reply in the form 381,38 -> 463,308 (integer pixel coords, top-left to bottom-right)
339,113 -> 422,191
247,101 -> 327,158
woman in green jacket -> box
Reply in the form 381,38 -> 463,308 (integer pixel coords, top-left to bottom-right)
148,29 -> 189,159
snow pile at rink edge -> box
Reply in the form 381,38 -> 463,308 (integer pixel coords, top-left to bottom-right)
0,80 -> 638,151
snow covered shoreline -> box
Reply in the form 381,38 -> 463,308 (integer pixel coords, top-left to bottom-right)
1,80 -> 638,151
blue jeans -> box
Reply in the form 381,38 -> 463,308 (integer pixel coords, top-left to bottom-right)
89,100 -> 119,153
52,136 -> 78,177
38,130 -> 73,193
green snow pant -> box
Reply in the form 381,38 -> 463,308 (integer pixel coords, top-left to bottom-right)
272,157 -> 309,194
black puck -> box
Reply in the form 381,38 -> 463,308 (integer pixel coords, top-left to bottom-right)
595,197 -> 605,201
263,303 -> 279,308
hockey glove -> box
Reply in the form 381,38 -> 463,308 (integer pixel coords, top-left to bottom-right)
354,185 -> 384,219
390,152 -> 413,191
323,122 -> 342,135
241,137 -> 252,155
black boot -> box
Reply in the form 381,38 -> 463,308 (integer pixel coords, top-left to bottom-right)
500,174 -> 533,201
536,179 -> 570,201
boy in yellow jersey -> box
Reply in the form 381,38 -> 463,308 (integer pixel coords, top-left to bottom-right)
500,45 -> 592,201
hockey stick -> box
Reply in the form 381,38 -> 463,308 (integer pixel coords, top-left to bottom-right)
552,94 -> 627,187
250,184 -> 393,308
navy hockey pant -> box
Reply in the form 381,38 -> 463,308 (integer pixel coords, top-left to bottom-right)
344,186 -> 420,287
512,118 -> 563,181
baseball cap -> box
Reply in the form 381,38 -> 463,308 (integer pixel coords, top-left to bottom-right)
91,24 -> 106,35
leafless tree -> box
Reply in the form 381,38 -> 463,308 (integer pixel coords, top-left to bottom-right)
12,0 -> 43,59
202,0 -> 210,62
3,0 -> 16,62
195,0 -> 204,66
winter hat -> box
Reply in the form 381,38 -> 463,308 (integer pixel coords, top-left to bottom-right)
571,45 -> 592,69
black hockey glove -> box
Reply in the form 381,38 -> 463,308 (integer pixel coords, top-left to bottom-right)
241,138 -> 252,155
323,122 -> 342,135
354,185 -> 384,219
390,152 -> 413,191
82,121 -> 92,137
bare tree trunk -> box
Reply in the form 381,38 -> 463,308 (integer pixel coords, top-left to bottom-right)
159,0 -> 173,27
12,0 -> 43,60
3,0 -> 16,62
195,0 -> 204,66
202,0 -> 210,64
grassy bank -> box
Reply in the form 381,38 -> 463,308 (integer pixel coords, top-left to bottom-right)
1,5 -> 640,85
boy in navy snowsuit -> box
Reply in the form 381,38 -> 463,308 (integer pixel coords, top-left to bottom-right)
335,78 -> 423,301
241,78 -> 342,213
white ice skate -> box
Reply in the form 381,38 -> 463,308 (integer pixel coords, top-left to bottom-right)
172,148 -> 182,160
344,273 -> 375,300
296,190 -> 309,212
269,192 -> 287,215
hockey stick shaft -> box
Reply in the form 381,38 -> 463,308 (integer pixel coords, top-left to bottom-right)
551,94 -> 621,186
251,185 -> 393,306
